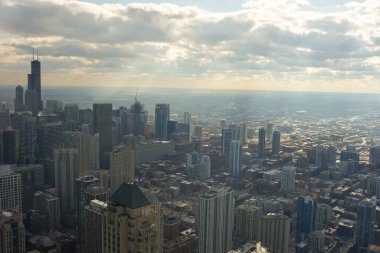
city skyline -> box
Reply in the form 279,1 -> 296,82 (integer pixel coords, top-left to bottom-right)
0,0 -> 379,93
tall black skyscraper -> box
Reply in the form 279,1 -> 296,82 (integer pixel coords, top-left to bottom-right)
131,100 -> 147,137
93,103 -> 113,169
155,104 -> 170,141
272,130 -> 281,154
14,85 -> 24,112
25,52 -> 42,115
258,127 -> 265,158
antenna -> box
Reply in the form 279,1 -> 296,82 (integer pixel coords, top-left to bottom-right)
36,49 -> 39,60
135,88 -> 139,102
33,48 -> 35,60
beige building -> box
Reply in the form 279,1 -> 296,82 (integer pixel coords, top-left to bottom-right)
0,211 -> 25,253
104,183 -> 161,253
84,199 -> 107,253
110,145 -> 135,195
258,213 -> 290,253
235,203 -> 260,242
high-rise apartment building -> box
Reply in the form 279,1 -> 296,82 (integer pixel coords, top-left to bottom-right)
0,211 -> 25,253
229,140 -> 242,178
266,123 -> 273,142
296,195 -> 316,242
280,166 -> 295,192
84,199 -> 107,253
315,203 -> 332,230
356,198 -> 376,250
258,213 -> 290,253
104,183 -> 161,252
197,187 -> 234,253
222,128 -> 235,156
198,154 -> 211,179
0,167 -> 21,212
33,190 -> 60,230
235,203 -> 260,242
93,103 -> 113,169
155,104 -> 170,141
110,145 -> 136,195
258,128 -> 265,159
272,130 -> 281,154
370,146 -> 380,168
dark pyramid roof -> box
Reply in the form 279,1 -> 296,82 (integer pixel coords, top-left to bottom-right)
109,183 -> 151,209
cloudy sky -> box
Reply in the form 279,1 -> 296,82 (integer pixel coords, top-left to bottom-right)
0,0 -> 379,92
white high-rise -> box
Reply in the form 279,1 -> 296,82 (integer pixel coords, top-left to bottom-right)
198,154 -> 211,179
110,145 -> 135,195
0,166 -> 21,212
280,166 -> 295,192
229,140 -> 242,178
198,187 -> 234,253
258,213 -> 290,253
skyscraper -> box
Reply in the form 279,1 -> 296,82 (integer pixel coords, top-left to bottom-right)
110,145 -> 135,195
258,213 -> 290,253
296,195 -> 316,242
198,154 -> 211,179
327,145 -> 337,167
2,129 -> 18,164
84,199 -> 107,253
315,203 -> 332,230
155,104 -> 170,141
197,187 -> 234,253
370,146 -> 380,168
221,128 -> 235,156
93,103 -> 113,169
229,140 -> 242,178
272,130 -> 281,154
0,167 -> 21,212
131,100 -> 147,137
235,203 -> 260,242
14,85 -> 24,112
258,127 -> 265,158
280,166 -> 295,192
266,123 -> 273,142
25,54 -> 42,115
184,112 -> 192,141
0,211 -> 25,253
104,183 -> 161,252
356,198 -> 376,250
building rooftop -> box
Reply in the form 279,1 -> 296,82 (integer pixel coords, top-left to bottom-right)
109,183 -> 151,209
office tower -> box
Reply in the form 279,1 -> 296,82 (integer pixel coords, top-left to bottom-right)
229,140 -> 242,178
315,203 -> 332,230
308,231 -> 325,253
79,108 -> 93,126
194,126 -> 202,139
25,54 -> 42,115
258,213 -> 290,253
356,198 -> 376,250
229,124 -> 245,144
0,111 -> 9,131
198,187 -> 234,253
131,100 -> 147,137
75,175 -> 105,250
63,131 -> 88,177
93,103 -> 113,169
340,149 -> 360,162
296,195 -> 316,241
272,130 -> 281,154
327,146 -> 337,167
266,123 -> 273,142
0,167 -> 21,212
280,166 -> 295,192
0,211 -> 25,253
306,148 -> 317,164
64,103 -> 79,122
37,122 -> 63,160
258,128 -> 265,158
112,116 -> 122,146
370,146 -> 380,168
11,111 -> 36,165
198,154 -> 211,179
14,85 -> 24,112
155,104 -> 170,141
2,129 -> 18,164
167,120 -> 177,139
54,148 -> 79,212
104,183 -> 161,253
222,128 -> 235,156
84,199 -> 107,253
12,164 -> 44,213
235,203 -> 260,242
46,100 -> 64,114
316,147 -> 328,171
34,190 -> 60,230
184,112 -> 192,141
110,145 -> 135,195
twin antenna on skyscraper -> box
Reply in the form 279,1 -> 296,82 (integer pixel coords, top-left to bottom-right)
32,48 -> 39,61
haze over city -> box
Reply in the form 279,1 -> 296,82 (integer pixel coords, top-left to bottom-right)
0,0 -> 379,92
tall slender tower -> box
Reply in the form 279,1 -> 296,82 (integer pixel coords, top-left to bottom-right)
258,127 -> 265,158
272,130 -> 281,154
258,213 -> 290,253
25,50 -> 42,115
93,103 -> 113,169
14,85 -> 24,112
356,198 -> 376,251
229,140 -> 242,178
197,187 -> 234,253
155,104 -> 170,141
